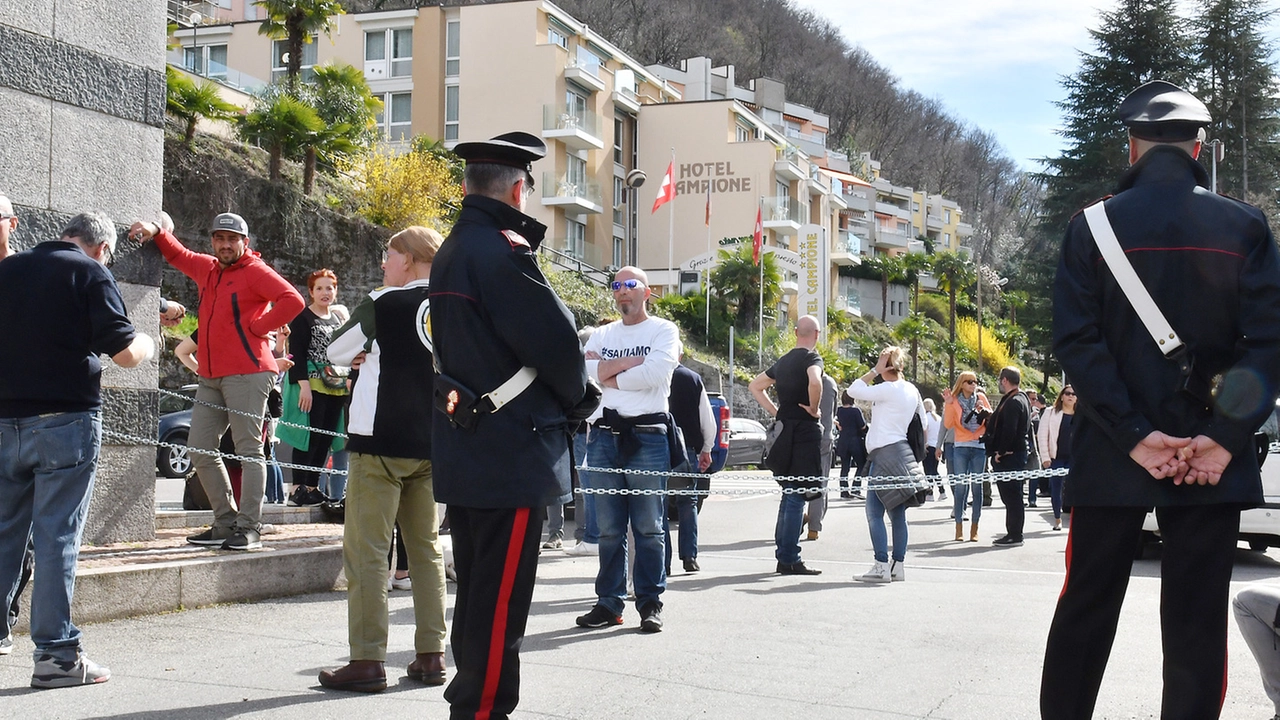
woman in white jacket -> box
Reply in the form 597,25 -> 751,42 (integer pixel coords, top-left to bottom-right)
1036,385 -> 1076,531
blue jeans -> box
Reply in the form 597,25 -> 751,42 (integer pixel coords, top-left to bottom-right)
1049,459 -> 1068,519
574,431 -> 597,543
665,449 -> 700,567
583,428 -> 667,614
265,440 -> 284,503
775,491 -> 806,565
0,411 -> 101,661
951,445 -> 986,524
866,485 -> 908,563
320,449 -> 349,499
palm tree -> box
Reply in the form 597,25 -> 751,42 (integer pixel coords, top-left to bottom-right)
893,313 -> 931,382
931,250 -> 976,384
861,252 -> 907,323
239,94 -> 324,181
309,62 -> 383,147
901,251 -> 933,313
711,244 -> 781,331
256,0 -> 344,92
166,67 -> 241,146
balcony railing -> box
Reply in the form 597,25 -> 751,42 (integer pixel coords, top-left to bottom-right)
541,172 -> 604,215
167,50 -> 267,93
541,104 -> 604,151
762,196 -> 803,230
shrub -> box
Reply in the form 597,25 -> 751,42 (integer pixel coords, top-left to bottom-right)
956,316 -> 1014,371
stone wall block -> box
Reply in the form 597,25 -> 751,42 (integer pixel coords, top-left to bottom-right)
85,444 -> 156,544
0,1 -> 55,37
53,1 -> 165,69
49,103 -> 163,221
0,87 -> 52,210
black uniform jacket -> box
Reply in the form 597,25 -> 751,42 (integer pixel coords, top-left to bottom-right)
429,195 -> 588,509
1054,145 -> 1280,507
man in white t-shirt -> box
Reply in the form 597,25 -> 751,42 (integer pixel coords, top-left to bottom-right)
575,267 -> 680,634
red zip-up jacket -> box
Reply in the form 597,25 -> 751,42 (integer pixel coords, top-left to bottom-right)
154,229 -> 304,378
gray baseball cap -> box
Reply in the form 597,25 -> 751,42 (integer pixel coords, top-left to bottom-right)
212,212 -> 249,237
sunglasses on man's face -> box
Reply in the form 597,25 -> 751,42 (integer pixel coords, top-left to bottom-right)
610,279 -> 643,292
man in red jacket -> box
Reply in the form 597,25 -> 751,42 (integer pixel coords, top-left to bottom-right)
130,213 -> 303,550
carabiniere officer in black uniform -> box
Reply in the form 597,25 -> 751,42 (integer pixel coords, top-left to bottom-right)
1041,80 -> 1280,719
429,132 -> 592,720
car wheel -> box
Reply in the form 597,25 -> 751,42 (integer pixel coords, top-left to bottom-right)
158,430 -> 192,478
1249,539 -> 1270,552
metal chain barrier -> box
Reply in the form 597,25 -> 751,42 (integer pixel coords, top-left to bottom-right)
105,429 -> 347,476
159,387 -> 349,439
575,464 -> 1071,495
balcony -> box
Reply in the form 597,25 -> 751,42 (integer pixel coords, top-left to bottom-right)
806,166 -> 827,196
542,241 -> 611,286
774,145 -> 806,182
762,196 -> 803,234
956,222 -> 974,237
542,104 -> 604,151
830,230 -> 863,266
611,85 -> 641,114
835,293 -> 862,317
926,213 -> 943,232
874,229 -> 911,250
565,54 -> 606,93
541,173 -> 604,217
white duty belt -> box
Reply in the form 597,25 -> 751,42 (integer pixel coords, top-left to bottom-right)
483,366 -> 538,411
1082,201 -> 1185,358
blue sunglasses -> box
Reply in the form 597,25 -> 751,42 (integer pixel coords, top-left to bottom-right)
610,279 -> 643,291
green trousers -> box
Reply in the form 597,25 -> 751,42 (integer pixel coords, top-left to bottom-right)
344,452 -> 447,661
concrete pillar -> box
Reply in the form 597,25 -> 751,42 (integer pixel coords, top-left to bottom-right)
0,3 -> 167,542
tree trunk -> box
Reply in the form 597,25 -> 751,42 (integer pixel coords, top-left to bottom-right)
287,25 -> 304,93
303,146 -> 317,195
268,145 -> 282,181
185,119 -> 197,145
880,272 -> 889,323
947,284 -> 957,384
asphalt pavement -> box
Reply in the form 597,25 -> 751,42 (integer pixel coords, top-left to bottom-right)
3,472 -> 1279,719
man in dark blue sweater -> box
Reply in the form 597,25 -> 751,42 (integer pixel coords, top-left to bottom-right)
0,213 -> 153,689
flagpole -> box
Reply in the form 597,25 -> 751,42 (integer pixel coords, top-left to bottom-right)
758,195 -> 764,367
704,184 -> 712,340
667,147 -> 676,294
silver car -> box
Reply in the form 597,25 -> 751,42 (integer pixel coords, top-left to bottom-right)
725,418 -> 768,468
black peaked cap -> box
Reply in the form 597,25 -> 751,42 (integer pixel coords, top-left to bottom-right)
1118,80 -> 1211,142
453,132 -> 547,172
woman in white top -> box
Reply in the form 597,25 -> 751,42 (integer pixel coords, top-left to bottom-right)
847,346 -> 926,583
922,398 -> 944,500
1036,384 -> 1077,531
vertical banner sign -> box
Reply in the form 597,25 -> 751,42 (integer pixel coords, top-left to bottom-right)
796,224 -> 828,330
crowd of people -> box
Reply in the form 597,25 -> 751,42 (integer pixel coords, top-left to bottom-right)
5,77 -> 1280,720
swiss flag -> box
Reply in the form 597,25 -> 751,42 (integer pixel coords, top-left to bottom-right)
752,205 -> 763,265
651,162 -> 676,213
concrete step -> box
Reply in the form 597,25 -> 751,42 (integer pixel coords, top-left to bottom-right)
11,523 -> 346,634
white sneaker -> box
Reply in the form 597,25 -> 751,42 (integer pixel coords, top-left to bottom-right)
857,561 -> 890,583
391,575 -> 412,591
386,575 -> 393,592
565,541 -> 599,556
890,560 -> 904,582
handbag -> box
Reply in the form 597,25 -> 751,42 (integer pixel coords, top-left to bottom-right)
319,364 -> 350,390
907,413 -> 927,463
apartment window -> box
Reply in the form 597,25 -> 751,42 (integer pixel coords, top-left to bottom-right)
567,218 -> 586,260
735,121 -> 753,143
613,235 -> 624,268
613,177 -> 625,226
613,118 -> 623,164
944,209 -> 952,224
785,118 -> 802,137
365,28 -> 413,80
375,92 -> 412,141
444,85 -> 459,141
566,89 -> 587,124
944,232 -> 952,246
445,21 -> 460,76
548,26 -> 567,49
183,44 -> 227,80
760,107 -> 782,126
272,38 -> 318,82
566,153 -> 587,189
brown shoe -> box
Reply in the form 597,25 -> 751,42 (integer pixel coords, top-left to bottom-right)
319,660 -> 386,693
407,652 -> 446,686
806,530 -> 819,541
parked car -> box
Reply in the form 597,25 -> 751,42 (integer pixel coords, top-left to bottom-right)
724,417 -> 768,468
156,385 -> 196,478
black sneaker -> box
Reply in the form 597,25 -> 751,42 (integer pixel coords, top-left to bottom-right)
186,527 -> 233,546
993,535 -> 1024,547
575,604 -> 623,629
289,487 -> 327,507
683,558 -> 700,573
639,603 -> 663,633
776,561 -> 822,575
221,529 -> 262,551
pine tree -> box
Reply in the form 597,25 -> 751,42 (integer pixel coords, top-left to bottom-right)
1192,0 -> 1280,209
1038,0 -> 1198,234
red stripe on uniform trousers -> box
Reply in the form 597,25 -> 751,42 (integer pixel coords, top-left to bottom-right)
1220,624 -> 1229,713
475,508 -> 530,720
1058,511 -> 1074,601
